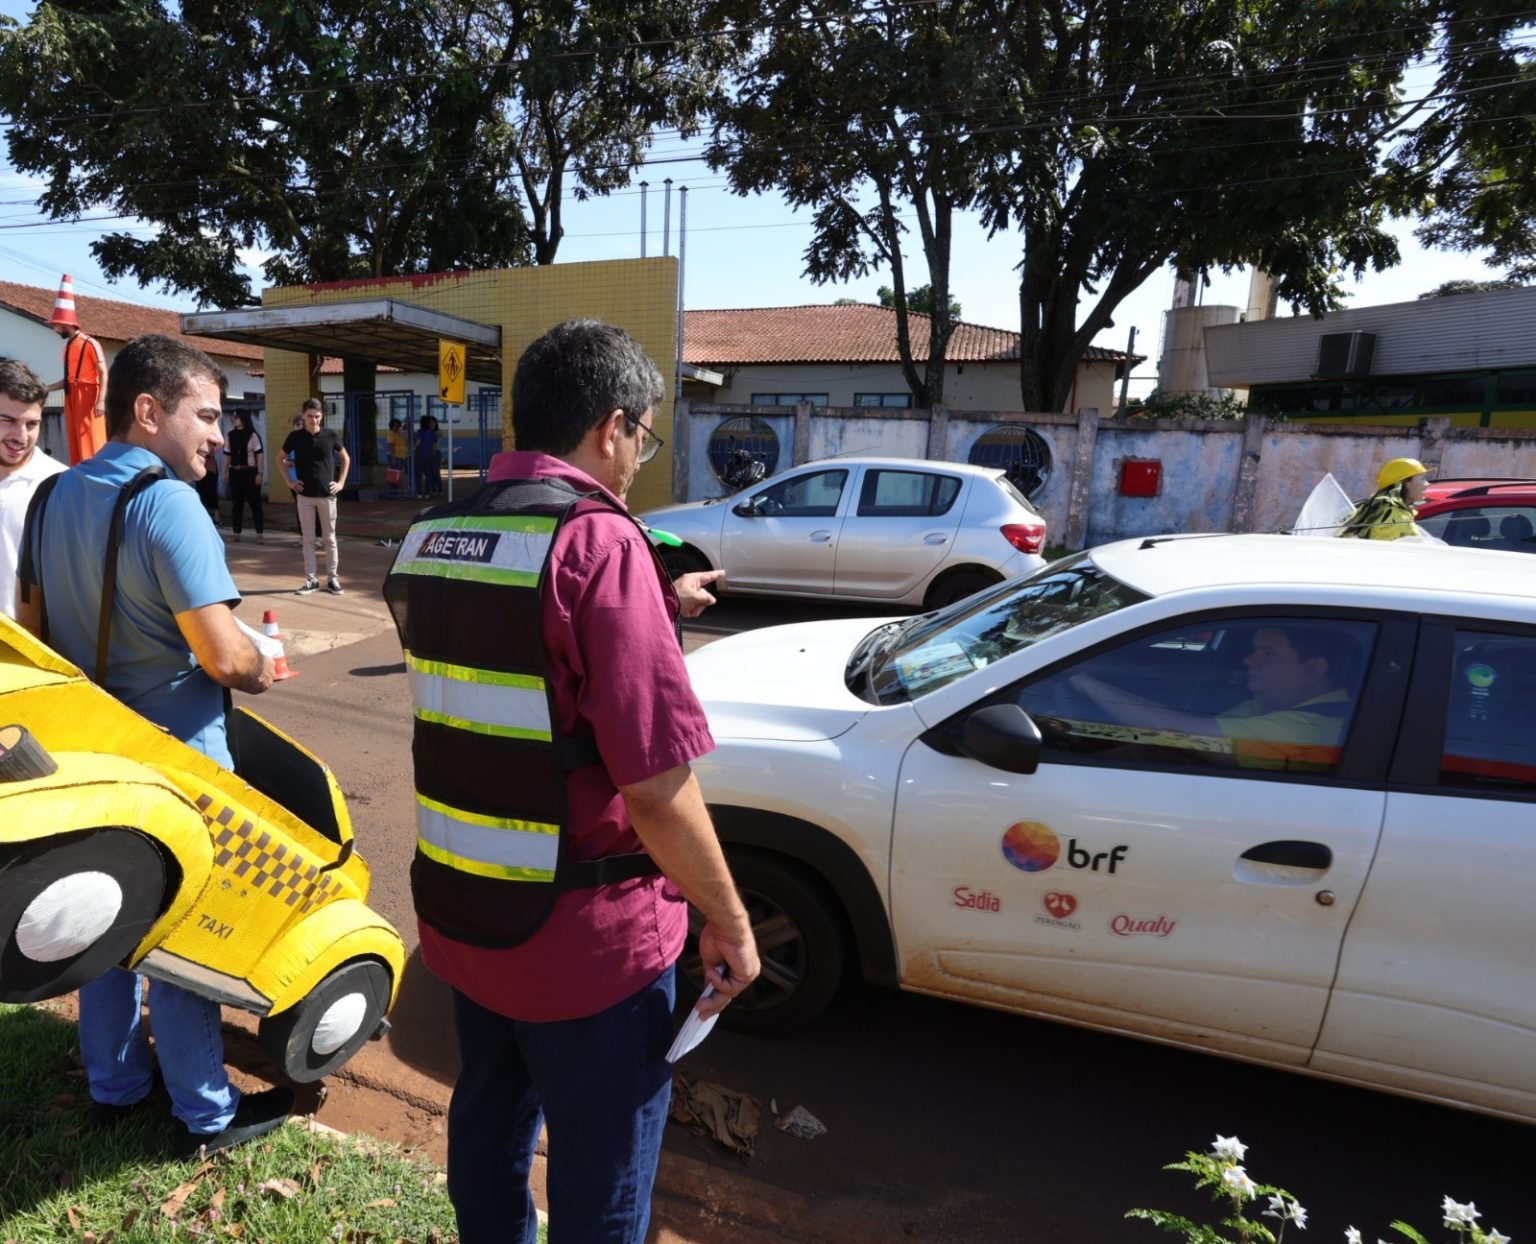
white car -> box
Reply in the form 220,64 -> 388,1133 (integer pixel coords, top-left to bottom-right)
684,534 -> 1536,1124
642,457 -> 1046,609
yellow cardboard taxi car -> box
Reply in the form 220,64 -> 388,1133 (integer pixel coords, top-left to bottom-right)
0,613 -> 405,1082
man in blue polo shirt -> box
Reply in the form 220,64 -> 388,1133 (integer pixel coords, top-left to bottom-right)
17,333 -> 291,1156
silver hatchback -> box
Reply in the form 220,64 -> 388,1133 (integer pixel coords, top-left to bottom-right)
641,457 -> 1047,609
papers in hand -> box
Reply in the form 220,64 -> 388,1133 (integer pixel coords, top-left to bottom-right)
235,615 -> 284,659
666,986 -> 719,1063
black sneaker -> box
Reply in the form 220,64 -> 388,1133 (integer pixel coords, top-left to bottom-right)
177,1086 -> 294,1159
298,577 -> 318,594
87,1065 -> 165,1130
326,576 -> 344,595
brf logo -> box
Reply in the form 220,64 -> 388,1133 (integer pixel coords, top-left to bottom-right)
1001,821 -> 1128,874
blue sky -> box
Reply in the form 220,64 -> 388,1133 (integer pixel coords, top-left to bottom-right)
0,4 -> 1504,398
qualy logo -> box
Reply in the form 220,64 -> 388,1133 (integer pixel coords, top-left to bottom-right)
1110,914 -> 1177,939
1001,822 -> 1129,874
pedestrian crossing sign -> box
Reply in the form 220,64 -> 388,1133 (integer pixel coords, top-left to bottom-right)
438,340 -> 466,404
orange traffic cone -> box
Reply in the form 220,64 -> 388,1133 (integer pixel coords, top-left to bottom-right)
263,609 -> 298,680
48,274 -> 80,328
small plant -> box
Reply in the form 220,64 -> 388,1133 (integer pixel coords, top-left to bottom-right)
1129,1136 -> 1512,1244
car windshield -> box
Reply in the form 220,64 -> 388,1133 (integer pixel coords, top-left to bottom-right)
853,555 -> 1149,705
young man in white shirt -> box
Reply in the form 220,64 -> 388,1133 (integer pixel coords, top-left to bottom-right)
0,358 -> 65,619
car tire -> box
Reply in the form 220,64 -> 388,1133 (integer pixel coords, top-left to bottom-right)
259,958 -> 392,1082
0,828 -> 167,1004
679,853 -> 848,1035
925,568 -> 1001,610
661,546 -> 711,581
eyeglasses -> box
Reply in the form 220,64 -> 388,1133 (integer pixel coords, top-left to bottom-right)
621,409 -> 663,465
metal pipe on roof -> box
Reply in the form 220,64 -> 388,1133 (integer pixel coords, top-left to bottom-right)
677,186 -> 688,403
663,178 -> 673,257
640,181 -> 648,258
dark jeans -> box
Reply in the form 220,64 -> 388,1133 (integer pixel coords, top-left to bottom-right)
227,469 -> 264,534
447,966 -> 676,1244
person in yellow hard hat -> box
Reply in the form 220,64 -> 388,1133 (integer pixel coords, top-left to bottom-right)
1338,457 -> 1430,540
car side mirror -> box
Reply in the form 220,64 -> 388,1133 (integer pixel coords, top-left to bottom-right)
733,496 -> 761,517
955,704 -> 1042,774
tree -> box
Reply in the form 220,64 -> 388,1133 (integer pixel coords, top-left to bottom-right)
1419,278 -> 1528,298
706,0 -> 998,407
969,0 -> 1467,413
0,0 -> 728,303
877,283 -> 961,320
1388,15 -> 1536,280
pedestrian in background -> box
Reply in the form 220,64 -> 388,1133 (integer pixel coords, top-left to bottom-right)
0,358 -> 64,619
386,417 -> 408,495
224,409 -> 265,542
384,319 -> 759,1244
414,414 -> 439,497
44,274 -> 108,464
17,333 -> 290,1156
281,398 -> 349,595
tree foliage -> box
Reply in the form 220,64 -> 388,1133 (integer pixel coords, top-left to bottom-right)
1418,278 -> 1527,298
877,283 -> 961,320
1386,9 -> 1536,281
705,0 -> 998,407
0,0 -> 727,305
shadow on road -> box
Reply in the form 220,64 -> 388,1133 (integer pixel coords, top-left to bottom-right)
381,949 -> 459,1088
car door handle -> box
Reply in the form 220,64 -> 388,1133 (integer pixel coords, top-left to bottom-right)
809,530 -> 832,542
923,533 -> 948,545
1240,840 -> 1333,870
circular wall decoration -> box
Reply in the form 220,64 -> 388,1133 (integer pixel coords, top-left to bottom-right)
968,425 -> 1052,497
708,416 -> 781,487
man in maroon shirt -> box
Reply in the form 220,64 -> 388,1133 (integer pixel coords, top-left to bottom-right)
402,321 -> 759,1244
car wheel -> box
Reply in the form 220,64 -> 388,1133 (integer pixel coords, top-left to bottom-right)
259,958 -> 392,1082
661,546 -> 710,581
0,828 -> 167,1004
679,853 -> 848,1035
925,568 -> 1001,610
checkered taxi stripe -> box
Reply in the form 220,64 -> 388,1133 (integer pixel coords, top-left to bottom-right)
195,794 -> 342,913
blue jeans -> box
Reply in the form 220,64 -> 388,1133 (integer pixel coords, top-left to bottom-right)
447,967 -> 676,1244
79,968 -> 238,1134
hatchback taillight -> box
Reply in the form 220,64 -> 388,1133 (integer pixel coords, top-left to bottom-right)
1001,521 -> 1045,555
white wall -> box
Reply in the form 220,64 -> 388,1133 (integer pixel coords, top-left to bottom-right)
708,359 -> 1109,413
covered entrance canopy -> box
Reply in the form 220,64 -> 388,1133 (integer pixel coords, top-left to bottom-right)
181,298 -> 502,384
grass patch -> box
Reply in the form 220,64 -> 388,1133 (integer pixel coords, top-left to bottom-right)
0,1002 -> 522,1243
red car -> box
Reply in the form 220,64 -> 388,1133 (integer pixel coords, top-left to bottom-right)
1416,479 -> 1536,554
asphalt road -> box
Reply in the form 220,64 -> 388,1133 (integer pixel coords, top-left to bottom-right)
237,535 -> 1536,1243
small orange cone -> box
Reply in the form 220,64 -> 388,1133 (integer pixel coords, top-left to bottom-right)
262,609 -> 298,680
48,274 -> 80,328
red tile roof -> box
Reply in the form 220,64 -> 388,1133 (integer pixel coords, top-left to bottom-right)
0,279 -> 263,361
683,304 -> 1142,367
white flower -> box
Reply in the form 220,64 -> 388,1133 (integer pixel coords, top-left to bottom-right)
1485,1231 -> 1510,1244
1344,1230 -> 1362,1244
1221,1164 -> 1257,1200
1213,1134 -> 1249,1163
1263,1196 -> 1307,1227
1442,1198 -> 1481,1228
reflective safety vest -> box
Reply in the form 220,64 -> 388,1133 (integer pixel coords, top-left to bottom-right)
383,477 -> 661,947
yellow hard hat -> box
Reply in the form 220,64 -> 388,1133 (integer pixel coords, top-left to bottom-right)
1377,457 -> 1428,490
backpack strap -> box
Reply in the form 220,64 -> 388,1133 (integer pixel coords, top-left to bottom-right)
18,471 -> 65,645
96,465 -> 168,685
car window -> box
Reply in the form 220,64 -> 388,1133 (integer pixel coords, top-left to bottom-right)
856,470 -> 961,517
864,556 -> 1147,703
1419,505 -> 1536,553
1008,618 -> 1378,776
1440,631 -> 1536,793
752,469 -> 847,517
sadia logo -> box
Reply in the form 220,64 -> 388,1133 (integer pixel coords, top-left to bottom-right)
1001,822 -> 1129,874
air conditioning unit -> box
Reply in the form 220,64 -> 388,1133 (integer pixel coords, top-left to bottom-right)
1315,331 -> 1376,378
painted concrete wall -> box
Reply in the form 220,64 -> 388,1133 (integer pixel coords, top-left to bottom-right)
682,401 -> 1536,549
261,259 -> 679,512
